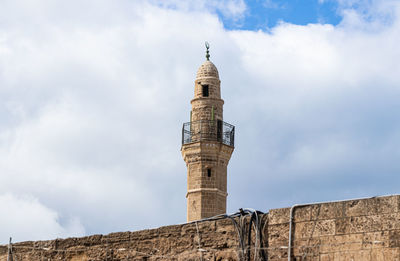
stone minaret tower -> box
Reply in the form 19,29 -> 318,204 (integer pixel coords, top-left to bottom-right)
181,43 -> 235,222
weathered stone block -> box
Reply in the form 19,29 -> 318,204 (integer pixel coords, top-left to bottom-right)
362,231 -> 389,249
269,223 -> 290,244
293,205 -> 312,222
344,199 -> 369,217
348,215 -> 382,233
319,234 -> 363,253
389,230 -> 400,248
335,217 -> 350,235
382,213 -> 400,230
269,208 -> 290,225
312,202 -> 344,220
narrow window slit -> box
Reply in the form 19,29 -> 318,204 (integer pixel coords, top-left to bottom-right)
202,85 -> 209,97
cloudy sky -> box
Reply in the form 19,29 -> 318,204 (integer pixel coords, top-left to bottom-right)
1,0 -> 400,243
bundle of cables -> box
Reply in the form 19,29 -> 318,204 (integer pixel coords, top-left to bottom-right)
189,208 -> 268,261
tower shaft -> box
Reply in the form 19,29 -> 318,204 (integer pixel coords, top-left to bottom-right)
181,52 -> 234,222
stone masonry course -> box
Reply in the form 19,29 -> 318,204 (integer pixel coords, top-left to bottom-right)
2,195 -> 400,260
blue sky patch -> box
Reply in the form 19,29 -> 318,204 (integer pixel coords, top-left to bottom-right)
220,0 -> 342,30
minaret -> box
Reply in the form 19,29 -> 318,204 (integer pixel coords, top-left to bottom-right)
181,43 -> 235,222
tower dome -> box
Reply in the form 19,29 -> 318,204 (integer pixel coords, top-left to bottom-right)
196,60 -> 219,79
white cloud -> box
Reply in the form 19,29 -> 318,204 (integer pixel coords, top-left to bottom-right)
263,0 -> 286,9
225,0 -> 400,208
336,0 -> 399,25
0,0 -> 400,243
0,194 -> 85,243
151,0 -> 247,20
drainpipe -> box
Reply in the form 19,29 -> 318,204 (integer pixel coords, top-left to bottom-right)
287,205 -> 297,261
287,194 -> 398,261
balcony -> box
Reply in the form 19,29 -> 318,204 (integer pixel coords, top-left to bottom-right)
182,120 -> 235,147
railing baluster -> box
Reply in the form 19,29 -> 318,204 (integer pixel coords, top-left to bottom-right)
182,120 -> 235,147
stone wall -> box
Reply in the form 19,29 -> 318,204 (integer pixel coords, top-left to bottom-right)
0,218 -> 243,261
268,195 -> 400,260
1,195 -> 400,260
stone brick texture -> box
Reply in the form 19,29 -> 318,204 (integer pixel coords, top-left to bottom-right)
268,195 -> 400,261
182,59 -> 234,222
2,195 -> 400,260
182,141 -> 233,222
0,218 -> 243,261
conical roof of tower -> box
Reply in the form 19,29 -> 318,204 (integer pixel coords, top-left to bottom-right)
196,60 -> 219,79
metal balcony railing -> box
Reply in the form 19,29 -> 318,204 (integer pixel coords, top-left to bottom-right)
182,120 -> 235,147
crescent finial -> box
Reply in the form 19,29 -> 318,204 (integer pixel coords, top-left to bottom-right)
205,41 -> 210,61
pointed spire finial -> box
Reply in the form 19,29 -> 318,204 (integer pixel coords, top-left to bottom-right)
205,41 -> 210,61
